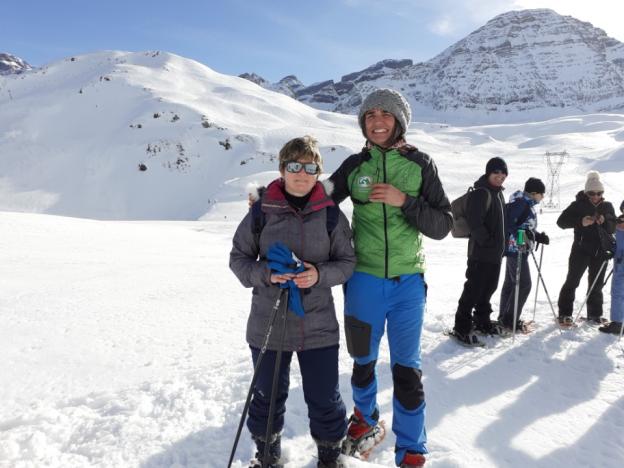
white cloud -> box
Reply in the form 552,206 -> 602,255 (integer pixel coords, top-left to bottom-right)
430,16 -> 456,36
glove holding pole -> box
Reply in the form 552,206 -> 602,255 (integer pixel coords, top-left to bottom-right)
267,242 -> 308,317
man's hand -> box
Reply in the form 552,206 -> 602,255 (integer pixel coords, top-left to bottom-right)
582,215 -> 595,227
369,183 -> 406,207
293,262 -> 318,288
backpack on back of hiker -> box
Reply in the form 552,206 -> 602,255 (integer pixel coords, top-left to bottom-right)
451,187 -> 492,238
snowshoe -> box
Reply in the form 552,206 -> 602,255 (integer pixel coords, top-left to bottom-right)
342,408 -> 386,460
444,328 -> 485,347
558,316 -> 577,329
580,316 -> 608,325
474,321 -> 511,337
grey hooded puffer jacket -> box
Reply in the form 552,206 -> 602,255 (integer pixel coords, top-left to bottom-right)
229,178 -> 356,351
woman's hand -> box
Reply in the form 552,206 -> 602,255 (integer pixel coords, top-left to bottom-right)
293,262 -> 318,288
582,215 -> 595,227
270,272 -> 295,284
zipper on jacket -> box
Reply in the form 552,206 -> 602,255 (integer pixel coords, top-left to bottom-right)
382,149 -> 389,278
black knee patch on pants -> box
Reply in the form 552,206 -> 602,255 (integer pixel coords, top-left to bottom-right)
344,315 -> 372,358
392,364 -> 424,410
352,360 -> 376,389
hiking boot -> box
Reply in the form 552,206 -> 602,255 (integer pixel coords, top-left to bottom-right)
599,321 -> 624,335
558,316 -> 576,328
585,316 -> 608,325
502,320 -> 535,334
315,438 -> 344,468
400,451 -> 426,467
250,433 -> 283,468
449,329 -> 484,347
342,408 -> 386,460
474,321 -> 510,337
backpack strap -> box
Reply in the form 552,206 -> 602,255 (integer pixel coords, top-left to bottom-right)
516,200 -> 532,227
251,200 -> 340,237
325,205 -> 340,234
473,186 -> 492,212
250,199 -> 265,236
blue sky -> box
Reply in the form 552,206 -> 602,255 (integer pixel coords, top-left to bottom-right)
3,0 -> 622,85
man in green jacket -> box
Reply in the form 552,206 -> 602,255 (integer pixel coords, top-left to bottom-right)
330,89 -> 452,468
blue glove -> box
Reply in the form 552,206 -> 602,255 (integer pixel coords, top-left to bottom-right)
267,242 -> 306,317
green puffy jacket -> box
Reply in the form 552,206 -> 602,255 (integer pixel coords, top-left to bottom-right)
330,144 -> 452,278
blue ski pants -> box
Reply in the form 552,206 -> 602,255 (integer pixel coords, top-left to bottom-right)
344,271 -> 427,465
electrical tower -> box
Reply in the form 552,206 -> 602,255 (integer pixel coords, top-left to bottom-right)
543,150 -> 569,209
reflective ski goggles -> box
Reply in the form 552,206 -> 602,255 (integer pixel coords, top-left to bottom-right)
284,161 -> 320,175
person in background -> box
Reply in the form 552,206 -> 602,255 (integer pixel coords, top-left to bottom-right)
599,200 -> 624,334
498,177 -> 549,332
230,136 -> 356,468
556,171 -> 616,326
451,157 -> 509,346
329,88 -> 452,468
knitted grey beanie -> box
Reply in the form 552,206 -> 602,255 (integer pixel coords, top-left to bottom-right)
584,171 -> 604,193
358,88 -> 411,138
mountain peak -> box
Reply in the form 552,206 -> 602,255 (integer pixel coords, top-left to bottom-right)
281,8 -> 624,121
0,53 -> 32,75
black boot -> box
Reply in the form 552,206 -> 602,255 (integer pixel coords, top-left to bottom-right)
249,433 -> 282,468
315,438 -> 344,468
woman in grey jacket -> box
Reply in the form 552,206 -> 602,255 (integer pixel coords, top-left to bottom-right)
230,136 -> 356,468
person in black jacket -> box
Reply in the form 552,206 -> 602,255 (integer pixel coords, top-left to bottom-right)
452,157 -> 508,346
556,171 -> 617,325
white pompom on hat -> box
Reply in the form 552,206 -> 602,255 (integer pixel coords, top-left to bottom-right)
584,171 -> 604,193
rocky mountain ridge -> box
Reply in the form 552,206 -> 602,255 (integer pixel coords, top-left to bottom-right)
241,9 -> 624,118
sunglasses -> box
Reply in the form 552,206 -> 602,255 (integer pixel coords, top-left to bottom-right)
284,161 -> 320,175
587,191 -> 603,197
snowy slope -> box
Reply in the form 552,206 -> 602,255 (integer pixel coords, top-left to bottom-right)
1,109 -> 624,466
0,50 -> 361,220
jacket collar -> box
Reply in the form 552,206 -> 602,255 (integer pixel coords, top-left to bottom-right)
262,178 -> 334,215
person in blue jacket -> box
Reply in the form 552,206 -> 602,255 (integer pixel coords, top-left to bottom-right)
498,178 -> 549,331
599,200 -> 624,334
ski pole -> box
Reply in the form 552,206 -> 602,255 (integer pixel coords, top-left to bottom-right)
227,288 -> 287,468
530,250 -> 563,334
602,267 -> 613,288
262,289 -> 289,467
531,245 -> 544,323
573,259 -> 609,323
512,230 -> 525,343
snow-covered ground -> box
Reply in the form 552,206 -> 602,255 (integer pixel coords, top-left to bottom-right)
1,204 -> 623,467
1,50 -> 624,468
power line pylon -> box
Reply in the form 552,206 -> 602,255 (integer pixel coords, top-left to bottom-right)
544,150 -> 568,209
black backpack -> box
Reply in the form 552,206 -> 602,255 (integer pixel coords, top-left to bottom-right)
451,187 -> 491,238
